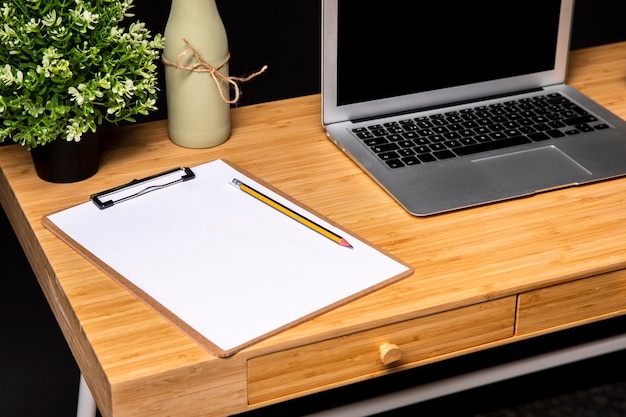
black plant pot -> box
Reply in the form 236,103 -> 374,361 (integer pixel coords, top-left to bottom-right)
30,132 -> 100,183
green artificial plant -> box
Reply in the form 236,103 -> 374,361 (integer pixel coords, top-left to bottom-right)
0,0 -> 164,149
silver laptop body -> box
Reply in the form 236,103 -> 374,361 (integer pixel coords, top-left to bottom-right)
322,0 -> 626,216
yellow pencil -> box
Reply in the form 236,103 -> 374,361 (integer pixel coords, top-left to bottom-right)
231,178 -> 353,249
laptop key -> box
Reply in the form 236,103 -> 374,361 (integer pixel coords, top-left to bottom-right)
370,129 -> 388,137
453,136 -> 532,156
475,134 -> 492,142
402,131 -> 419,139
401,156 -> 421,166
379,151 -> 401,160
504,129 -> 522,137
444,132 -> 462,140
372,143 -> 400,153
387,126 -> 406,134
363,137 -> 389,146
434,150 -> 456,159
429,143 -> 447,151
534,123 -> 551,131
385,159 -> 406,169
564,114 -> 598,125
356,131 -> 374,140
489,131 -> 507,140
417,153 -> 437,163
398,140 -> 416,148
548,121 -> 566,128
546,129 -> 566,138
444,139 -> 463,148
528,132 -> 551,141
398,148 -> 415,157
414,146 -> 431,154
386,134 -> 404,142
413,137 -> 432,145
459,138 -> 477,146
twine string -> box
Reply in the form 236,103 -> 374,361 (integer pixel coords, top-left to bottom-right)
162,38 -> 268,104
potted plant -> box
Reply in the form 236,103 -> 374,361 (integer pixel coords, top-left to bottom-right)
0,0 -> 164,182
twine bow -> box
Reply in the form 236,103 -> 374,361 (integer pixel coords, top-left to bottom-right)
162,38 -> 268,104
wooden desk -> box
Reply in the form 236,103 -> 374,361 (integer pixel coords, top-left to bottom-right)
2,42 -> 626,417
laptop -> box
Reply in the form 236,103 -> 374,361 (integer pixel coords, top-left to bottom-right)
322,0 -> 626,216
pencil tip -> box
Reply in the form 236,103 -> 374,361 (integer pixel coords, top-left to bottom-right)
339,238 -> 354,249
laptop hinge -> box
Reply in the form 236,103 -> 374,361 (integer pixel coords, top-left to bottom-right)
352,87 -> 545,124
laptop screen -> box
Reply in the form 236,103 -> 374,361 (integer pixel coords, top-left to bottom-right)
337,1 -> 562,106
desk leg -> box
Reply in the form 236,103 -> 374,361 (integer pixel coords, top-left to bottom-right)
76,374 -> 97,417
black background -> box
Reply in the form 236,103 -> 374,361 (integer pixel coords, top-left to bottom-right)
131,0 -> 626,120
1,1 -> 626,416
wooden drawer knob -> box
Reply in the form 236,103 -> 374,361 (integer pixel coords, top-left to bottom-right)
379,342 -> 403,365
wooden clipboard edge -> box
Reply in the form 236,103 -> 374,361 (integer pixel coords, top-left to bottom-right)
41,159 -> 414,358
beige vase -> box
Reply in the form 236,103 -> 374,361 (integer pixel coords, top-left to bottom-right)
163,0 -> 231,148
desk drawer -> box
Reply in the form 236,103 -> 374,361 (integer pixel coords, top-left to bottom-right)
517,269 -> 626,334
248,297 -> 515,404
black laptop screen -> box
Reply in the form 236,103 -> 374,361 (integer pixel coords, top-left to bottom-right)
337,1 -> 562,106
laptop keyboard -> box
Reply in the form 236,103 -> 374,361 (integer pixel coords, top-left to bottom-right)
351,93 -> 611,169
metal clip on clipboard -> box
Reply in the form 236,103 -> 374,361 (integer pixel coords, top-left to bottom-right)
91,167 -> 196,209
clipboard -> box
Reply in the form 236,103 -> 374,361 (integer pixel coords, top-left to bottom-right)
42,159 -> 413,357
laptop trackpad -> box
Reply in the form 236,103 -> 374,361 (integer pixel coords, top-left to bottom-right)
472,146 -> 592,191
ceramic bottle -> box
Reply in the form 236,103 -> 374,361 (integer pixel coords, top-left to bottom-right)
163,0 -> 231,148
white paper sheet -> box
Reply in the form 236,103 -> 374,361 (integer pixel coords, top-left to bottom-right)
44,160 -> 412,356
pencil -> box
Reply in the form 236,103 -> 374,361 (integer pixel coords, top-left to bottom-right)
231,178 -> 353,249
